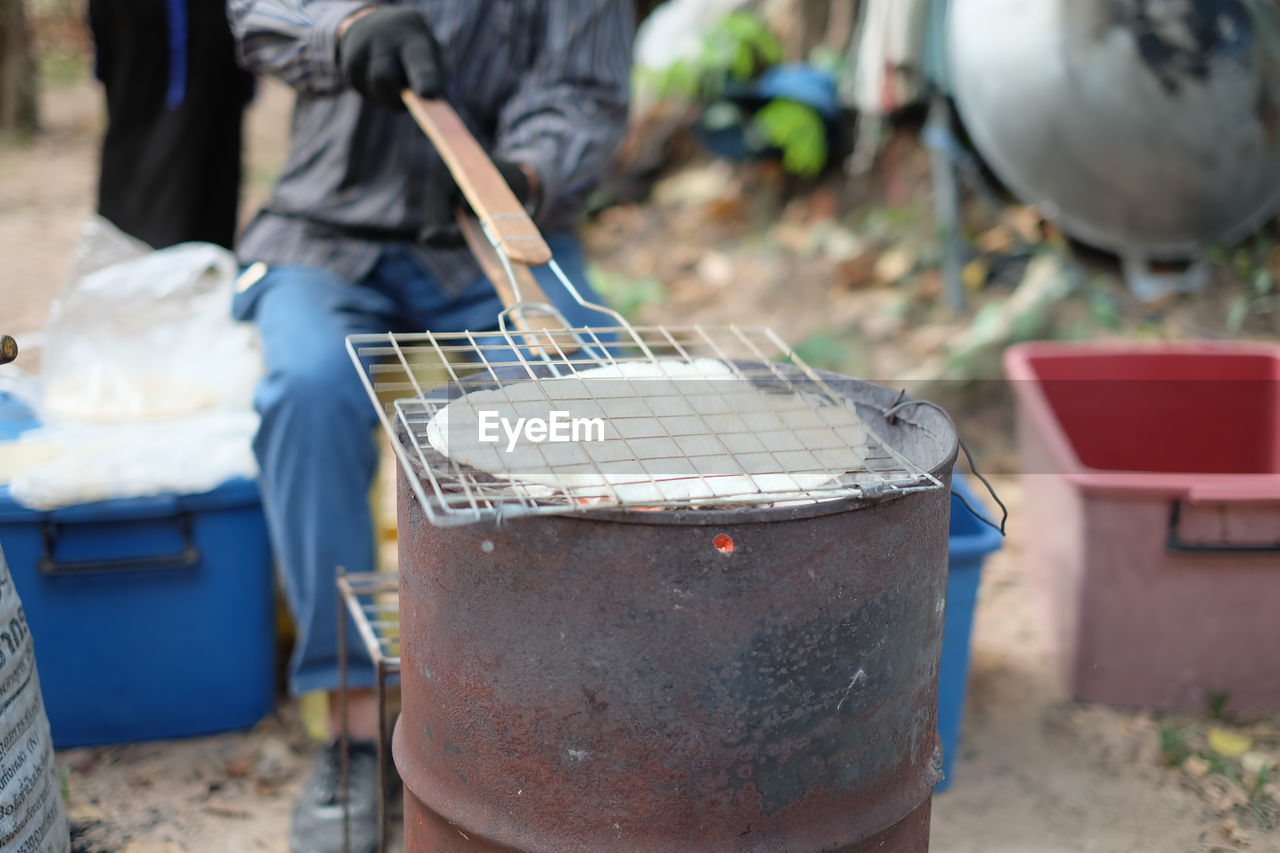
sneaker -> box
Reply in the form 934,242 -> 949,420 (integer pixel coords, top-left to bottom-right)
289,739 -> 379,853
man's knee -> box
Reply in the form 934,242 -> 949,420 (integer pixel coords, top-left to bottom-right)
258,356 -> 371,425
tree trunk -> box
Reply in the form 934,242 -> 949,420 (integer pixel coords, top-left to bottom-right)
0,0 -> 39,135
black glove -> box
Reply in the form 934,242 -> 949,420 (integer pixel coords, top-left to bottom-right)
495,159 -> 533,210
339,7 -> 445,109
418,159 -> 536,247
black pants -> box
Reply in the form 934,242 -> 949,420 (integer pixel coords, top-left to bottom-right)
89,0 -> 254,249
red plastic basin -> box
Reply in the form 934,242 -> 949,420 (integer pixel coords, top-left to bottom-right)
1006,341 -> 1280,711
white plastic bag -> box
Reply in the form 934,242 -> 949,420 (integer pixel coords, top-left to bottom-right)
40,219 -> 261,422
2,217 -> 264,509
62,213 -> 152,286
7,413 -> 260,510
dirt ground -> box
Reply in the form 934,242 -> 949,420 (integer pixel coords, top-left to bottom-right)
2,74 -> 1278,853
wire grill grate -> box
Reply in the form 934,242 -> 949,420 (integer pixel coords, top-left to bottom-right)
348,323 -> 942,526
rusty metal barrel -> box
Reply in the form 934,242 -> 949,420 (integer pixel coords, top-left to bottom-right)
394,377 -> 957,852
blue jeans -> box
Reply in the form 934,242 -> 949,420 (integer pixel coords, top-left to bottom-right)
233,237 -> 609,694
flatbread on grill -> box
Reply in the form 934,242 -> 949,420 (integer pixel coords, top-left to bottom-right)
425,359 -> 869,505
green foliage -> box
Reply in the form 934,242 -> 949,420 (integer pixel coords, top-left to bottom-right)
1252,762 -> 1271,797
1208,236 -> 1279,333
1159,724 -> 1191,766
702,11 -> 782,82
640,11 -> 782,101
586,266 -> 666,323
1202,749 -> 1239,781
967,302 -> 1005,341
855,204 -> 929,242
1153,718 -> 1277,829
1208,690 -> 1230,720
1009,302 -> 1049,341
1227,294 -> 1252,335
1085,277 -> 1122,331
791,330 -> 853,372
753,99 -> 828,177
638,12 -> 828,179
1252,265 -> 1276,296
641,59 -> 703,100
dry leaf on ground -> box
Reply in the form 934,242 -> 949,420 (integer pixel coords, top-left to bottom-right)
1209,728 -> 1253,758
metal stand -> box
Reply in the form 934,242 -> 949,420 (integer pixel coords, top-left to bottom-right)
337,569 -> 401,853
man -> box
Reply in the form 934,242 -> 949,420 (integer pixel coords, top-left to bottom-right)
91,0 -> 254,248
225,3 -> 633,851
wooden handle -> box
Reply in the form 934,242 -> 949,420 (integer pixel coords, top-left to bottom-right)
457,213 -> 579,353
402,91 -> 552,266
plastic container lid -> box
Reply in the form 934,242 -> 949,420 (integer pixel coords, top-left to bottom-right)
0,478 -> 262,522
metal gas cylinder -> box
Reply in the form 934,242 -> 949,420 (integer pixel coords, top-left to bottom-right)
949,0 -> 1280,299
393,378 -> 957,852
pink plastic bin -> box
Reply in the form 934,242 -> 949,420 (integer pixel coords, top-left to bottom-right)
1005,341 -> 1280,711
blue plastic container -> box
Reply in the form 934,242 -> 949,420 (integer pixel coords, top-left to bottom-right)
0,478 -> 276,748
935,476 -> 1003,792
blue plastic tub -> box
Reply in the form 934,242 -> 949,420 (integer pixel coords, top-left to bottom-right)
0,477 -> 276,748
935,475 -> 1003,792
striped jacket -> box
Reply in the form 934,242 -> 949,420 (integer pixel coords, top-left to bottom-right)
227,0 -> 633,291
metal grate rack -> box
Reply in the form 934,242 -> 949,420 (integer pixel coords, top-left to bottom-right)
348,324 -> 943,527
337,570 -> 401,853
